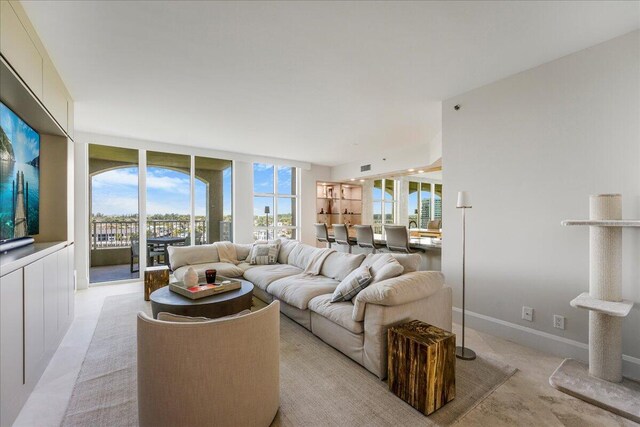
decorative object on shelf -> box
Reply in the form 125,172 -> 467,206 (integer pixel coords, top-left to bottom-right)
264,206 -> 270,240
388,320 -> 456,415
328,187 -> 333,199
320,208 -> 324,214
456,191 -> 476,361
183,266 -> 199,287
144,265 -> 170,301
549,194 -> 640,423
344,208 -> 348,214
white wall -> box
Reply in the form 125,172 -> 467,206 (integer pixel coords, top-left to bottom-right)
300,165 -> 332,246
74,132 -> 329,286
442,31 -> 640,378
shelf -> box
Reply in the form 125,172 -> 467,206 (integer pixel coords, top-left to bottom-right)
570,292 -> 634,317
562,220 -> 640,227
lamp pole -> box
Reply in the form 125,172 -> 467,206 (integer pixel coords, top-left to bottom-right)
456,191 -> 476,360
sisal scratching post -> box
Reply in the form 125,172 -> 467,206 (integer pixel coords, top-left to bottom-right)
549,194 -> 640,422
588,194 -> 623,382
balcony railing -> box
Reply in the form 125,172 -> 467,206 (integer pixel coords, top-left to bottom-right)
91,220 -> 208,249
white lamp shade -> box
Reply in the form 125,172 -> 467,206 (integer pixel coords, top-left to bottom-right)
457,191 -> 471,208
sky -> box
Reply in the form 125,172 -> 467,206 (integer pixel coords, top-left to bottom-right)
253,163 -> 295,218
91,166 -> 232,216
1,102 -> 39,163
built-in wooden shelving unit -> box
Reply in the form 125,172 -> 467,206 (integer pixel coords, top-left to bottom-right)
316,182 -> 363,229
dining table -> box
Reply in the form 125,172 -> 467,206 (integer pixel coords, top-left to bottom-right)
147,236 -> 187,265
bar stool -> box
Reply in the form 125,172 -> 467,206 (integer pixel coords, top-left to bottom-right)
354,225 -> 384,254
314,223 -> 335,248
332,224 -> 355,253
384,225 -> 421,253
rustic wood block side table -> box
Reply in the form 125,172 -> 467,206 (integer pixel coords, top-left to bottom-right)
388,320 -> 456,415
144,265 -> 170,301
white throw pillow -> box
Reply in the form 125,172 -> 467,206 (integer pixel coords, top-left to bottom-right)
363,253 -> 405,283
249,241 -> 281,265
331,265 -> 372,303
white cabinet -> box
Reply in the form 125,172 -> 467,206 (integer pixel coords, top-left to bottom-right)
43,58 -> 69,131
24,259 -> 45,387
43,251 -> 59,352
0,1 -> 43,98
0,269 -> 27,427
0,244 -> 74,427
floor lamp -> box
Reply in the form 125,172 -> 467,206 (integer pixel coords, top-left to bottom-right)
456,191 -> 476,360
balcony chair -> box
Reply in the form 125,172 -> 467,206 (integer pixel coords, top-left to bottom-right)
314,223 -> 335,248
332,223 -> 355,253
354,225 -> 384,254
384,225 -> 422,253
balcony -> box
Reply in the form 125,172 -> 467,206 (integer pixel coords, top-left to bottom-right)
90,219 -> 231,283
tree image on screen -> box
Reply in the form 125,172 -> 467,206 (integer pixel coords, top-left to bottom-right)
0,102 -> 40,241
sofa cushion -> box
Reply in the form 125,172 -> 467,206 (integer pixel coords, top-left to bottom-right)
268,274 -> 340,310
320,252 -> 366,282
352,271 -> 445,321
235,244 -> 253,261
363,253 -> 404,283
287,244 -> 326,270
389,253 -> 421,273
167,244 -> 219,271
242,264 -> 303,291
331,265 -> 372,303
278,238 -> 299,264
173,262 -> 244,282
309,294 -> 363,334
237,262 -> 255,273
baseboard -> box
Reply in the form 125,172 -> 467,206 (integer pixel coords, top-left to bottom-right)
452,307 -> 640,381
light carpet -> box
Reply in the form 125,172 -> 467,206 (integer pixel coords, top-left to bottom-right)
62,293 -> 516,426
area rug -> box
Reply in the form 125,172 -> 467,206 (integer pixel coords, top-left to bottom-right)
62,293 -> 517,426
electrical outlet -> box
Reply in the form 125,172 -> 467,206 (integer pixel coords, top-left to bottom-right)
554,315 -> 565,330
522,306 -> 533,322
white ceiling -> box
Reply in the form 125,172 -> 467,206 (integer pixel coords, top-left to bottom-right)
22,1 -> 640,166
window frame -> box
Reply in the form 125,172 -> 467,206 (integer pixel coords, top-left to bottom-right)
408,180 -> 442,227
253,163 -> 300,241
373,178 -> 398,235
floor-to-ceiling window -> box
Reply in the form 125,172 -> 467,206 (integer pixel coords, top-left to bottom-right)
194,156 -> 233,243
88,144 -> 139,283
253,163 -> 299,240
373,178 -> 397,235
88,145 -> 233,284
407,180 -> 442,227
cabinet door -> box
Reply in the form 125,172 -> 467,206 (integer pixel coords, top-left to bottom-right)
0,1 -> 43,97
67,244 -> 75,322
0,269 -> 26,427
24,259 -> 45,387
43,58 -> 68,131
43,252 -> 59,353
57,247 -> 69,335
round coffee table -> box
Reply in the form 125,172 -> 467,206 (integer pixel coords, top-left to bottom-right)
150,280 -> 254,319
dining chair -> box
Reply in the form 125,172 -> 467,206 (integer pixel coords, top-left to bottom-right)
354,225 -> 384,254
332,224 -> 355,253
384,225 -> 418,253
130,241 -> 140,273
314,223 -> 335,248
427,219 -> 442,231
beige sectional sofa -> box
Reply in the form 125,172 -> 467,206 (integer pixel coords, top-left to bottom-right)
167,239 -> 452,379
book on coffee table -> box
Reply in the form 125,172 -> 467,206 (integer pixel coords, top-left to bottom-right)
169,276 -> 242,300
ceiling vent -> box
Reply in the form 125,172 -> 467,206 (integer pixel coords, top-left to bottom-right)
360,164 -> 371,172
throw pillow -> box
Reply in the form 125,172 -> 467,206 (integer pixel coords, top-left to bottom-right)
249,241 -> 281,265
363,253 -> 405,283
331,265 -> 372,303
157,309 -> 251,323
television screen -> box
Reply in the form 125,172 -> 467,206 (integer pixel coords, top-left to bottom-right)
0,101 -> 40,241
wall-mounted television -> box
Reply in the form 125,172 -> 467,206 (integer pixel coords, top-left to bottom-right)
0,101 -> 40,242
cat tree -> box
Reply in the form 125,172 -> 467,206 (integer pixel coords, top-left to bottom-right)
549,194 -> 640,422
